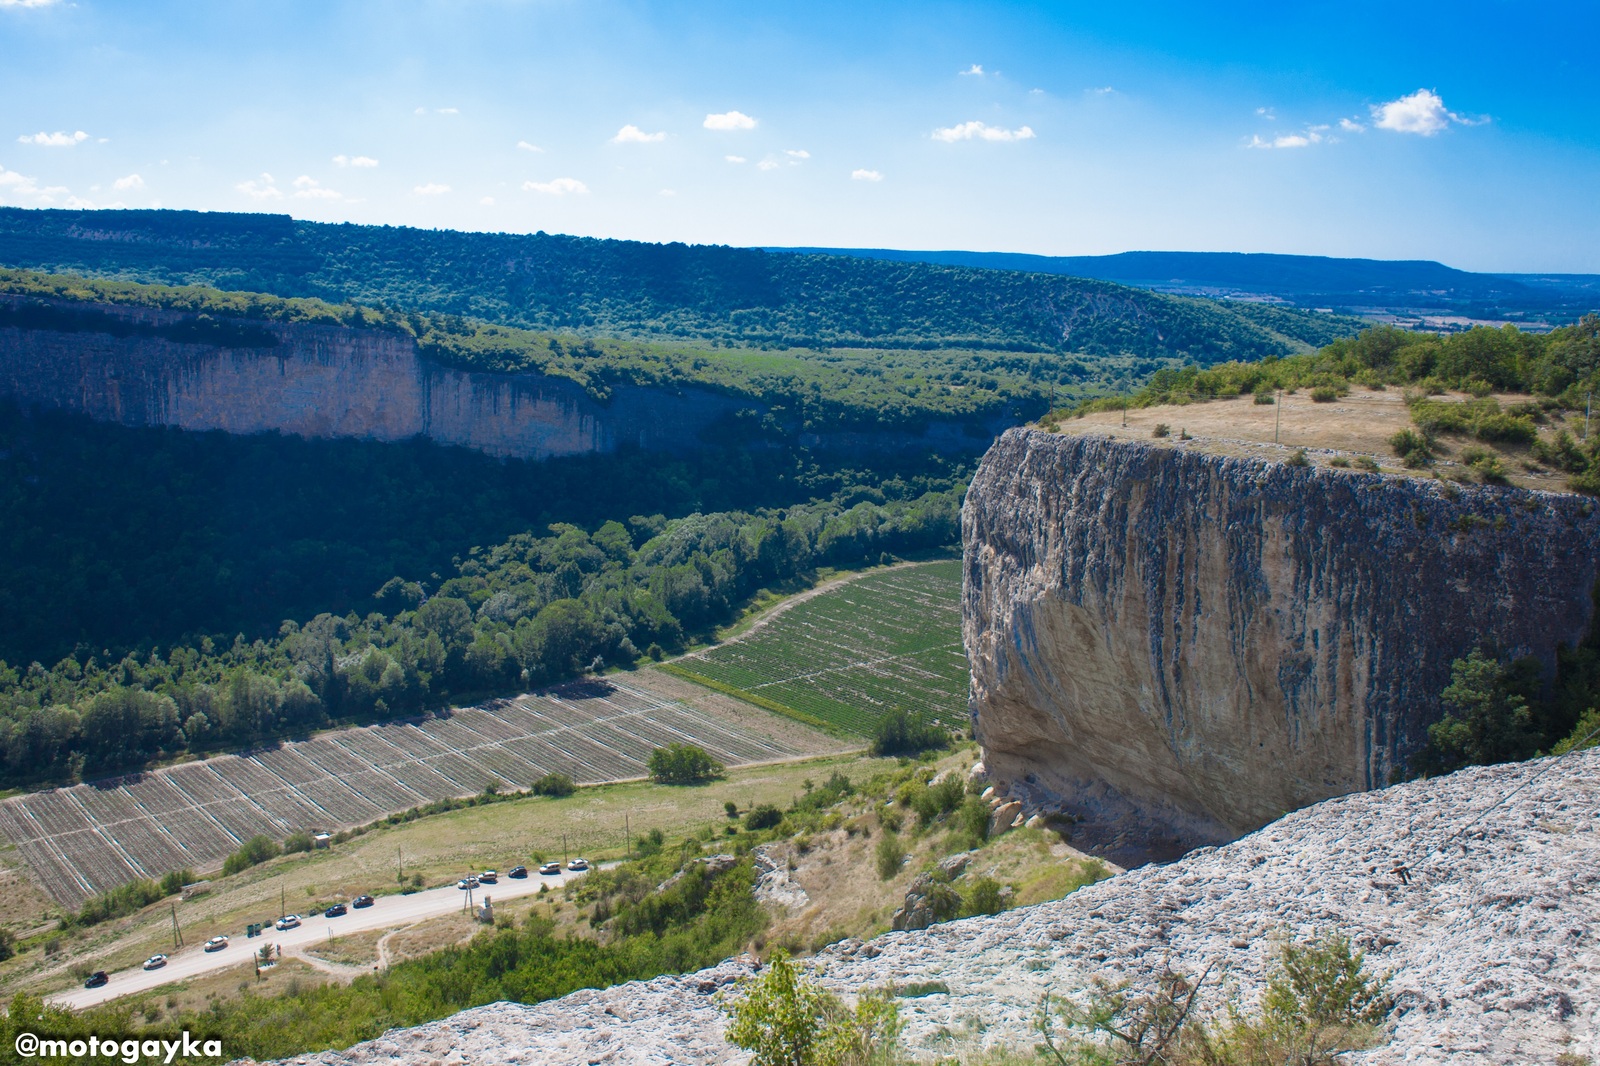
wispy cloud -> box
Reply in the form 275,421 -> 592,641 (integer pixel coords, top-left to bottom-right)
851,169 -> 883,182
724,155 -> 746,164
516,140 -> 543,152
756,160 -> 780,171
959,64 -> 985,76
784,149 -> 809,159
659,188 -> 676,196
523,177 -> 588,195
0,1 -> 62,8
112,173 -> 144,191
1087,87 -> 1115,96
932,121 -> 1035,143
1340,118 -> 1366,133
414,107 -> 459,115
611,124 -> 666,144
18,130 -> 87,147
236,173 -> 283,200
480,195 -> 495,205
0,163 -> 69,204
413,182 -> 451,195
1371,89 -> 1483,135
1255,107 -> 1276,120
333,154 -> 378,168
704,110 -> 757,131
293,175 -> 341,200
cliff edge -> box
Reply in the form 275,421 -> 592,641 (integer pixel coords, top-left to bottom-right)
963,426 -> 1600,849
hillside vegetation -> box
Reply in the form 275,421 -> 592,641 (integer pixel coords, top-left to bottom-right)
0,208 -> 1359,360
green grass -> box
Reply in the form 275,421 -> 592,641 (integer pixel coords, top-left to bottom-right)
673,561 -> 968,737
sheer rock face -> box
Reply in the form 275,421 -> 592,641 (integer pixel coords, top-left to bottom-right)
962,427 -> 1600,846
0,296 -> 1004,459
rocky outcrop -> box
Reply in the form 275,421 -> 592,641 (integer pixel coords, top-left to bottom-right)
0,296 -> 1005,460
267,751 -> 1600,1066
962,428 -> 1600,849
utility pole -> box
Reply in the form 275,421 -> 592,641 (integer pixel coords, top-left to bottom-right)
280,885 -> 286,921
169,903 -> 183,949
1121,399 -> 1127,428
562,832 -> 568,865
398,846 -> 403,882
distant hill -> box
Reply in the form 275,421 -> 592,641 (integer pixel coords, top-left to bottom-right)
772,247 -> 1600,326
0,208 -> 1358,363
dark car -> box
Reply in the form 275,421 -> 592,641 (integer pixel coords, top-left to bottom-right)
352,894 -> 375,908
85,970 -> 109,988
324,903 -> 347,918
508,865 -> 528,879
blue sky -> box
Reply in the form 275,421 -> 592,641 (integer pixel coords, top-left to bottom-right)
2,0 -> 1597,272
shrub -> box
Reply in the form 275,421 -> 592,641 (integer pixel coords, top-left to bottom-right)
647,743 -> 725,785
1354,456 -> 1381,472
1389,428 -> 1434,468
723,951 -> 901,1066
1310,386 -> 1341,403
873,832 -> 905,880
1328,456 -> 1350,468
1286,449 -> 1310,467
158,868 -> 192,896
745,804 -> 784,831
284,831 -> 314,854
725,801 -> 740,819
222,834 -> 282,876
1152,423 -> 1171,438
870,709 -> 947,758
960,876 -> 1008,917
532,772 -> 576,797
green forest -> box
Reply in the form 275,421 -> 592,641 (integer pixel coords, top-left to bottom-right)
0,208 -> 1361,359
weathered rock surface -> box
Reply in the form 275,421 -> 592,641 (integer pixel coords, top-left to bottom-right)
963,428 -> 1600,847
266,752 -> 1600,1066
0,295 -> 1007,460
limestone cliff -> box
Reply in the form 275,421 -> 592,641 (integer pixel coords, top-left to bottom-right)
0,295 -> 1002,459
962,427 -> 1600,848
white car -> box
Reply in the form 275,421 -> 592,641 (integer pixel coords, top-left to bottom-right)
203,935 -> 229,952
142,954 -> 168,970
566,857 -> 589,872
457,876 -> 479,890
275,914 -> 301,931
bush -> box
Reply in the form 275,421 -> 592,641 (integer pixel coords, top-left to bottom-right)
647,743 -> 724,785
724,951 -> 901,1066
960,876 -> 1007,917
284,831 -> 315,855
870,709 -> 947,758
1152,423 -> 1171,438
1286,449 -> 1310,467
158,868 -> 192,896
222,834 -> 282,877
1310,385 -> 1341,403
725,801 -> 739,819
745,804 -> 784,831
1389,428 -> 1433,468
532,772 -> 576,797
874,833 -> 905,880
1354,456 -> 1380,472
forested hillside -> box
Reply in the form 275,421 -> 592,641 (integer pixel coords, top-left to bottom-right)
0,208 -> 1360,360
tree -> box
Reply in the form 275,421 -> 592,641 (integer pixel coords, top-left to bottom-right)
647,742 -> 724,784
724,951 -> 901,1066
1420,649 -> 1540,773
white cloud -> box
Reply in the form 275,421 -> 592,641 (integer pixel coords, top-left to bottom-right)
415,107 -> 459,115
235,173 -> 282,200
517,140 -> 543,152
932,120 -> 1036,143
18,130 -> 88,147
784,149 -> 809,159
480,195 -> 495,205
659,188 -> 676,197
756,160 -> 780,171
851,169 -> 883,182
0,1 -> 62,7
611,124 -> 666,144
1087,86 -> 1114,96
0,164 -> 68,204
960,64 -> 985,76
1371,89 -> 1477,136
333,154 -> 378,167
522,177 -> 588,195
1248,128 -> 1326,149
725,155 -> 746,164
1256,107 -> 1276,119
704,110 -> 756,131
292,175 -> 341,200
112,173 -> 144,191
413,182 -> 451,195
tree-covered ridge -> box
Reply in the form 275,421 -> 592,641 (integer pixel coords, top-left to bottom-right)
0,405 -> 964,788
0,207 -> 1363,359
0,267 -> 1062,428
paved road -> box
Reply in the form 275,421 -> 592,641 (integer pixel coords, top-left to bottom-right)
51,866 -> 590,1010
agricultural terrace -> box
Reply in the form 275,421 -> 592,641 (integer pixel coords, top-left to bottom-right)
0,675 -> 842,909
665,561 -> 969,737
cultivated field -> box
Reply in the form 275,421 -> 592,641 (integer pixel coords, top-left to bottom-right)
0,676 -> 841,908
667,561 -> 969,736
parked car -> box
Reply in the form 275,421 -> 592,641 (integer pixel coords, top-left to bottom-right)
204,935 -> 229,952
567,857 -> 589,872
507,865 -> 528,879
275,914 -> 301,930
84,970 -> 109,988
324,903 -> 347,918
352,894 -> 375,908
538,861 -> 561,875
479,869 -> 498,884
142,954 -> 167,970
456,876 -> 479,890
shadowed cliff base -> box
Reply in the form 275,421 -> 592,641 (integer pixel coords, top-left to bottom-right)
961,427 -> 1600,849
